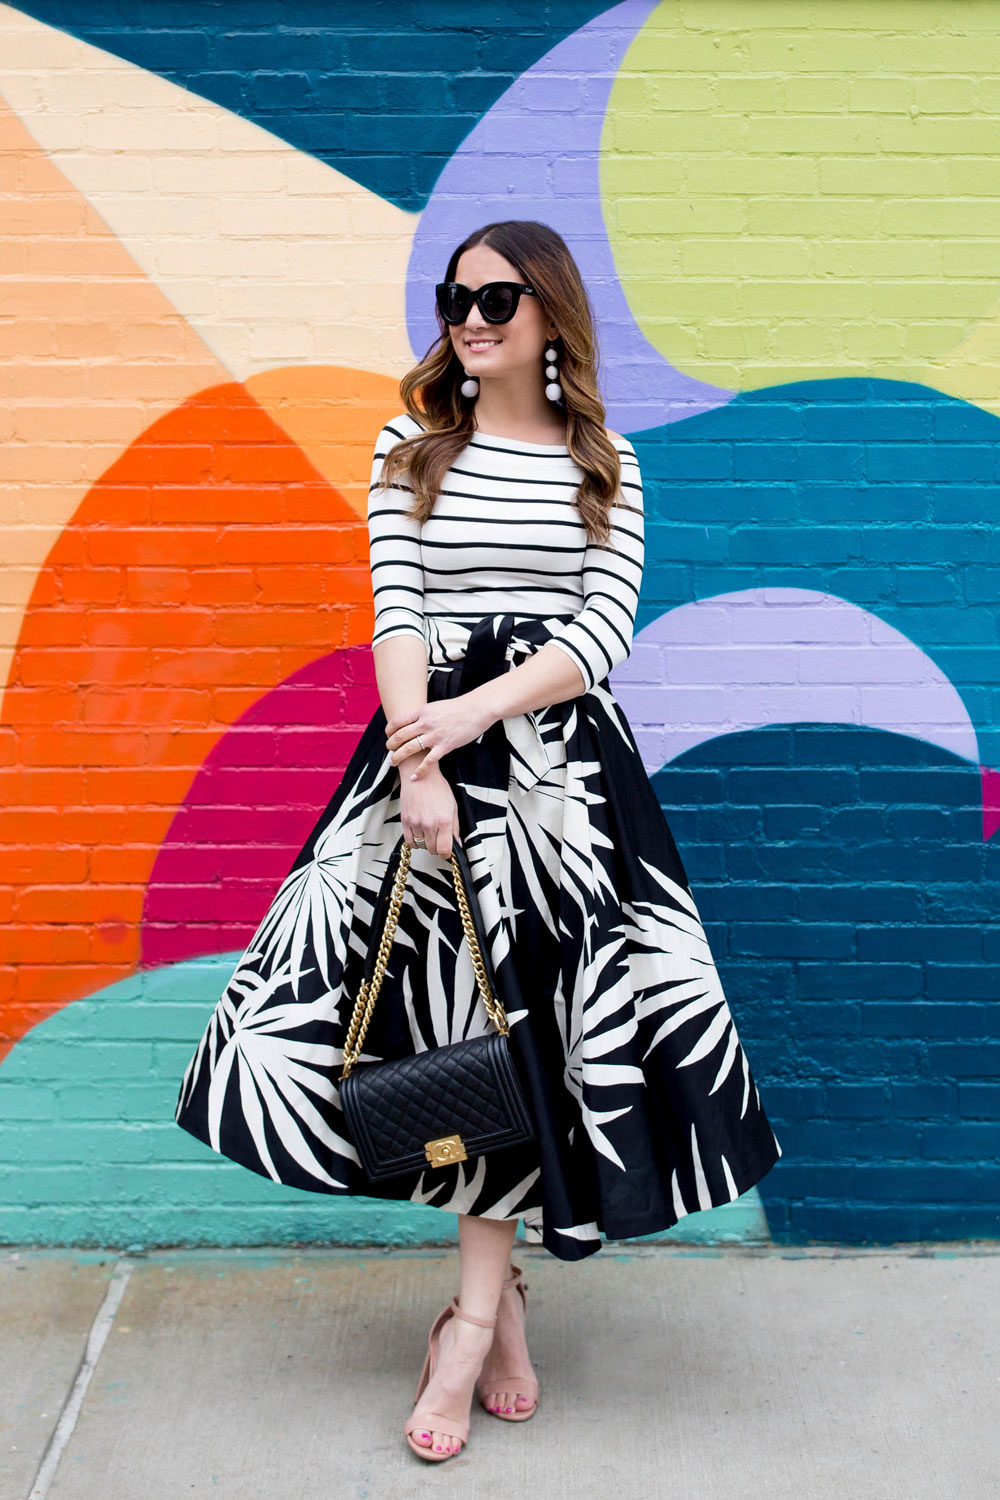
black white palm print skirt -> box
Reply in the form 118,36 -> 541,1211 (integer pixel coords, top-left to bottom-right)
175,613 -> 782,1262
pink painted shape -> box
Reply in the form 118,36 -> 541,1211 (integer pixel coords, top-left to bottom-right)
141,646 -> 381,967
980,766 -> 1000,842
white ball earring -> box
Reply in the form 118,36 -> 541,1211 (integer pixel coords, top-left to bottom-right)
544,342 -> 563,403
460,367 -> 479,399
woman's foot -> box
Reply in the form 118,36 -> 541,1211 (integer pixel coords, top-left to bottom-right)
409,1309 -> 495,1457
477,1267 -> 538,1417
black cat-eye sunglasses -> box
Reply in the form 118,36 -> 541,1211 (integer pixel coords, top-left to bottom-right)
435,280 -> 538,326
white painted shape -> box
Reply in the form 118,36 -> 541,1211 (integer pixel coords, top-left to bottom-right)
0,7 -> 418,381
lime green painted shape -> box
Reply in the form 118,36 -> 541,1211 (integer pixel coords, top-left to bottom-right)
601,0 -> 1000,391
0,959 -> 772,1248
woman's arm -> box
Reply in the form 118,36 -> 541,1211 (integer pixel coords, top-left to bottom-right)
465,639 -> 591,721
373,634 -> 428,726
367,420 -> 426,652
367,420 -> 431,723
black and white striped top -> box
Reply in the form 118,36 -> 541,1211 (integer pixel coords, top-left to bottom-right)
366,413 -> 645,693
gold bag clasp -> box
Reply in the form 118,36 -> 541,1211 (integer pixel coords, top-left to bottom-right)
424,1134 -> 467,1167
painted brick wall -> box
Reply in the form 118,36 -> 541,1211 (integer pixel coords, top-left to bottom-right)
1,0 -> 998,1249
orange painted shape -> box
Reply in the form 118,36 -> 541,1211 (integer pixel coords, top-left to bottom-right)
0,96 -> 227,689
246,367 -> 404,519
0,377 -> 395,1057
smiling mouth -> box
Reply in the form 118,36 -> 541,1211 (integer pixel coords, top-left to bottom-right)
465,338 -> 501,350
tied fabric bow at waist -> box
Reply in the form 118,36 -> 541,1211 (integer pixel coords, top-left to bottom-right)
426,613 -> 569,797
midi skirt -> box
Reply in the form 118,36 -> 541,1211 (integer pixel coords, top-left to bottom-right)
175,612 -> 782,1261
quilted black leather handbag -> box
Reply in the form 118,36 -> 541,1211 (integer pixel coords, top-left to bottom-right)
339,833 -> 535,1182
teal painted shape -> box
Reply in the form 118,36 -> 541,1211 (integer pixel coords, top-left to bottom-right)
629,377 -> 1000,770
0,959 -> 772,1248
9,1 -> 613,211
0,960 -> 454,1249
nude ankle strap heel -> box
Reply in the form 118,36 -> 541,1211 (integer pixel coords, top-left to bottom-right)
449,1297 -> 499,1328
476,1263 -> 540,1423
403,1298 -> 497,1462
502,1261 -> 529,1293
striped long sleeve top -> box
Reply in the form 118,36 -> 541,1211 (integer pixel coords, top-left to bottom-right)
366,412 -> 645,692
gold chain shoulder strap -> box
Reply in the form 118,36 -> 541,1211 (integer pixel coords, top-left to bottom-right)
340,839 -> 509,1079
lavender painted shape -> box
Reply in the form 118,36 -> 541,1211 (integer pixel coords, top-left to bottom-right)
612,589 -> 980,772
407,0 -> 732,433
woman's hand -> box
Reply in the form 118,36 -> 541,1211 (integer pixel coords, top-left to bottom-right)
385,694 -> 495,782
399,765 -> 461,859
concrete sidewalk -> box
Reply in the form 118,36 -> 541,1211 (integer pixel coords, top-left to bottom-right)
4,1243 -> 999,1500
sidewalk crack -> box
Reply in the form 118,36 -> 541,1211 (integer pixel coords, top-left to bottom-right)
26,1256 -> 134,1500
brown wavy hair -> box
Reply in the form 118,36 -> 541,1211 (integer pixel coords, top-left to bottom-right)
375,219 -> 640,547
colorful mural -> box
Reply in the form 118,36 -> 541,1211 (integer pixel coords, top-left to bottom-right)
1,0 -> 999,1247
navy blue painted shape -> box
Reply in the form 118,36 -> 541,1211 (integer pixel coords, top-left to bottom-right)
656,724 -> 1000,1245
11,0 -> 610,210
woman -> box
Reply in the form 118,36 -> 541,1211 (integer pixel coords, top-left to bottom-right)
175,219 -> 782,1463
